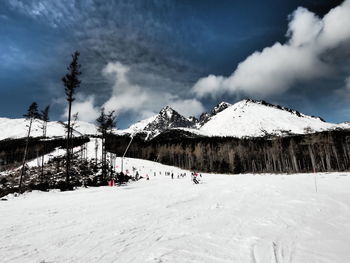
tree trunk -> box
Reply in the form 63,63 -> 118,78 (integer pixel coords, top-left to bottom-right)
19,118 -> 33,193
41,121 -> 47,181
66,100 -> 72,184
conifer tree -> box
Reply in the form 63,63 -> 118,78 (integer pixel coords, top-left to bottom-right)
96,108 -> 116,180
19,102 -> 41,193
62,51 -> 81,186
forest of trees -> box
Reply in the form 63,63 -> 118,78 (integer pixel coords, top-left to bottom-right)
0,137 -> 89,172
106,129 -> 350,174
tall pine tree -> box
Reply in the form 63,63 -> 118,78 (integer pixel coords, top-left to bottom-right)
19,102 -> 41,193
62,51 -> 81,187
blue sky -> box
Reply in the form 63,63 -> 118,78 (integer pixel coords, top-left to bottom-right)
1,0 -> 350,128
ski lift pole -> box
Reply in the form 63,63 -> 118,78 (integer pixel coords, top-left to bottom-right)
314,168 -> 318,193
121,133 -> 135,172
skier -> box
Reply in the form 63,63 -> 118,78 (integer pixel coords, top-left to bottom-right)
135,171 -> 139,181
191,172 -> 199,184
171,173 -> 174,179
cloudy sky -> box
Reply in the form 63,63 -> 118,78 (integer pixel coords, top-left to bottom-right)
1,0 -> 350,128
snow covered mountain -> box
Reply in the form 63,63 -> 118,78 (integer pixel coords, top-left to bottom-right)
121,99 -> 348,139
197,99 -> 340,138
0,117 -> 98,141
1,99 -> 348,141
119,106 -> 196,139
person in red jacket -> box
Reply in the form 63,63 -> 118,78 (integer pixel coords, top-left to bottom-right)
192,172 -> 199,184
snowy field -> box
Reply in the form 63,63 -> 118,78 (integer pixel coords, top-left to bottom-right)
1,158 -> 350,263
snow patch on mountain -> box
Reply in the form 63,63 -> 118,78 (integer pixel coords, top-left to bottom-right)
120,115 -> 158,135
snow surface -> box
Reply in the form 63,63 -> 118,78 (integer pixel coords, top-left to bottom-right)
1,157 -> 350,263
199,100 -> 342,138
0,118 -> 98,140
119,115 -> 158,135
25,138 -> 103,169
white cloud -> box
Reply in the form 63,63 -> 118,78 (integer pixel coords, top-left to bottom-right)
62,95 -> 99,123
319,1 -> 350,50
287,7 -> 323,47
101,61 -> 205,120
102,62 -> 153,115
169,99 -> 205,117
192,1 -> 350,98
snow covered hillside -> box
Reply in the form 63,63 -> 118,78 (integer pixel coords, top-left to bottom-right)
1,99 -> 349,141
198,99 -> 342,138
0,117 -> 98,140
1,158 -> 350,262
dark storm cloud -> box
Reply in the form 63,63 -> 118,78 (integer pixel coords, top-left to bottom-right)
5,0 -> 211,121
6,0 -> 205,83
1,0 -> 350,126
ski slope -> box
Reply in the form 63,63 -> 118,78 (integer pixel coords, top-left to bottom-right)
1,158 -> 350,263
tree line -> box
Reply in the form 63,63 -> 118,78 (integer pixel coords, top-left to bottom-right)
106,129 -> 350,174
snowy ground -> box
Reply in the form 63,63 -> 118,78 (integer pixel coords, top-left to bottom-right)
1,158 -> 350,263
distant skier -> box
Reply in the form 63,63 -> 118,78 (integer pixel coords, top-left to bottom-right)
146,174 -> 149,180
192,172 -> 199,184
135,171 -> 139,181
171,173 -> 174,179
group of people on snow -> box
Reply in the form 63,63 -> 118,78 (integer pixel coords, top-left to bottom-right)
109,167 -> 202,186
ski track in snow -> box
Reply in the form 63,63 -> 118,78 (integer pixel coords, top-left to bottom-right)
1,158 -> 350,262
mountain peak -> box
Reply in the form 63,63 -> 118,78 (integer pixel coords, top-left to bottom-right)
159,106 -> 180,120
133,106 -> 195,139
198,101 -> 232,126
159,105 -> 174,113
213,102 -> 232,113
217,101 -> 231,107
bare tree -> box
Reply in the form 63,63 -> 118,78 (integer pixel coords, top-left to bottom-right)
62,51 -> 81,186
39,105 -> 50,181
19,102 -> 41,193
